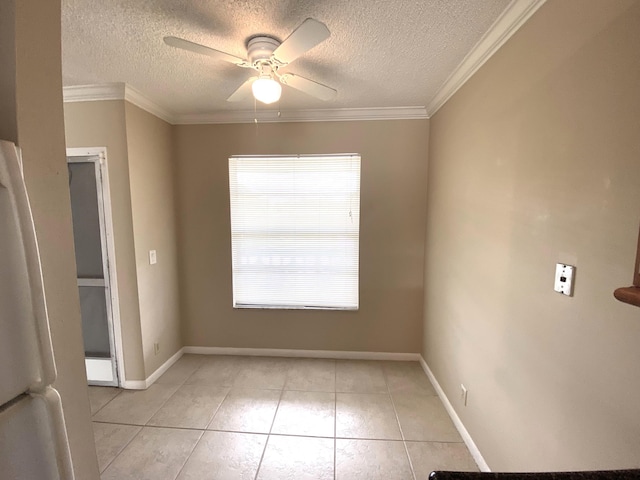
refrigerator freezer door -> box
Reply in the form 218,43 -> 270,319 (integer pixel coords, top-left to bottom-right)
0,394 -> 62,480
0,140 -> 57,406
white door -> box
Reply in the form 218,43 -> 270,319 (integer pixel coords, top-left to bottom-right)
67,152 -> 120,386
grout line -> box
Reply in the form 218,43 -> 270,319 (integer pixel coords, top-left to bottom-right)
95,422 -> 143,474
268,384 -> 286,435
90,388 -> 123,417
203,387 -> 232,430
142,384 -> 183,427
172,363 -> 203,387
92,418 -> 428,442
253,380 -> 286,480
383,366 -> 418,480
172,429 -> 205,480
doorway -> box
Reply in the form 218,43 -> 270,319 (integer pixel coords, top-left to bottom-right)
67,147 -> 123,386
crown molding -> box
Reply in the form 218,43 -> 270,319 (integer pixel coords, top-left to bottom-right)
426,0 -> 547,116
63,83 -> 125,102
63,83 -> 176,124
173,106 -> 428,125
63,84 -> 426,124
123,85 -> 176,124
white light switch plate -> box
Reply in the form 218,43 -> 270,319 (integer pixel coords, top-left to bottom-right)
554,263 -> 574,296
149,250 -> 157,265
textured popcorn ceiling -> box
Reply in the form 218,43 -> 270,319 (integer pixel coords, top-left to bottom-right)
62,0 -> 510,115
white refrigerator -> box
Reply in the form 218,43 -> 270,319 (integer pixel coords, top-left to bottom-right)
0,140 -> 75,479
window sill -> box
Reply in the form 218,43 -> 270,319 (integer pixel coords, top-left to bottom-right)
614,287 -> 640,308
234,304 -> 358,311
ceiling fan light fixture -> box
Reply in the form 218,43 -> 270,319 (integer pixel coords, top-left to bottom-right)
252,76 -> 282,104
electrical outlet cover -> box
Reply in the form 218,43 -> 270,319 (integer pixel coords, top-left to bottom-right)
554,263 -> 575,296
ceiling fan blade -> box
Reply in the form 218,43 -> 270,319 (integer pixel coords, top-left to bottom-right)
280,74 -> 337,101
227,77 -> 256,102
272,18 -> 330,65
164,36 -> 247,66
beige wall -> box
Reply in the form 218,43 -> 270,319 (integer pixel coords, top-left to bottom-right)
125,102 -> 182,376
175,120 -> 428,352
64,100 -> 182,380
4,0 -> 100,478
423,0 -> 640,471
64,100 -> 146,381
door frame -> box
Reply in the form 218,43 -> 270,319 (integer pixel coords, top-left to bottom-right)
67,147 -> 124,387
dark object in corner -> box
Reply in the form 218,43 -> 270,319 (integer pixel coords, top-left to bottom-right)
614,223 -> 640,308
614,287 -> 640,307
429,470 -> 640,480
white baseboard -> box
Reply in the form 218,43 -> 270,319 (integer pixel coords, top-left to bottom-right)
183,346 -> 420,361
120,379 -> 147,390
419,356 -> 490,472
120,347 -> 185,390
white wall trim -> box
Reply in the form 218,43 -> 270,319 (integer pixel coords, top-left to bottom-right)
120,379 -> 148,390
120,347 -> 185,390
63,83 -> 125,103
122,346 -> 418,389
419,356 -> 491,472
123,84 -> 176,124
173,106 -> 429,125
145,347 -> 185,386
426,0 -> 546,116
63,83 -> 176,124
183,346 -> 420,361
63,84 -> 427,124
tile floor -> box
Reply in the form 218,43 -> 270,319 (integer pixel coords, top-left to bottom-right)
89,355 -> 478,480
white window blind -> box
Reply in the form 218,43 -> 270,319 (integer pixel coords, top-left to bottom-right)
229,154 -> 360,310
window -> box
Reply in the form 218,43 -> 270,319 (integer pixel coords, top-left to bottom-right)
229,154 -> 361,310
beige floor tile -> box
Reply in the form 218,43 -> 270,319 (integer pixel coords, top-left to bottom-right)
406,441 -> 478,477
100,426 -> 202,480
336,439 -> 413,480
88,386 -> 121,415
147,384 -> 229,429
271,390 -> 335,437
207,388 -> 281,433
336,392 -> 402,440
336,360 -> 388,393
185,355 -> 244,386
177,431 -> 267,480
232,356 -> 289,390
92,422 -> 141,473
92,384 -> 179,425
284,358 -> 335,392
392,393 -> 462,442
383,361 -> 437,395
257,435 -> 333,480
155,354 -> 206,385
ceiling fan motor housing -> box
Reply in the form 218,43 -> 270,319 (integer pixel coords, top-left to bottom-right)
247,36 -> 281,65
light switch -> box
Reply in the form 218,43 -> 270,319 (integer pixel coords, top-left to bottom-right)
554,263 -> 574,296
149,250 -> 157,265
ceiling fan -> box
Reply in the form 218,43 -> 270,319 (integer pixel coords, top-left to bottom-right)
164,18 -> 337,105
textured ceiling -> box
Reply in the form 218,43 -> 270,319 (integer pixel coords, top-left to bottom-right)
62,0 -> 510,115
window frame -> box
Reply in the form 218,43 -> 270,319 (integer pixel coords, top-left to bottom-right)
228,153 -> 361,311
